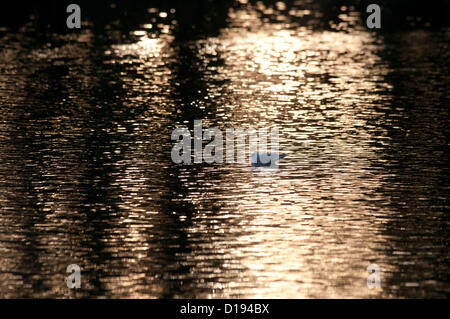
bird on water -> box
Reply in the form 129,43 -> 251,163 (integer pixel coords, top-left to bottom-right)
251,152 -> 286,168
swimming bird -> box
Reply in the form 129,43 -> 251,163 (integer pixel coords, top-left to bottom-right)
251,152 -> 286,167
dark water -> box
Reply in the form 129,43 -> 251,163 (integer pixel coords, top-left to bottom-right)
0,1 -> 449,298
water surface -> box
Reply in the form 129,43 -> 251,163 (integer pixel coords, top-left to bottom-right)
0,1 -> 448,298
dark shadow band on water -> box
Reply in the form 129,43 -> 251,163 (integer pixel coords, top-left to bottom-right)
0,1 -> 449,33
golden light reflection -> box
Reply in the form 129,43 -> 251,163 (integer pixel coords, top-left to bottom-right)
2,1 -> 441,299
97,3 -> 397,298
179,5 -> 395,298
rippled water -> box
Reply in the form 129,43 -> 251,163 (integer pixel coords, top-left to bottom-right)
0,1 -> 449,298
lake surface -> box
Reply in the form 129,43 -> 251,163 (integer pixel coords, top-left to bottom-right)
0,1 -> 448,298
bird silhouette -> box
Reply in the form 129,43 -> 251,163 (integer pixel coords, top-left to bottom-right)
251,152 -> 286,167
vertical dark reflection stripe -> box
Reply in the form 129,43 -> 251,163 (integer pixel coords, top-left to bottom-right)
372,30 -> 450,298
